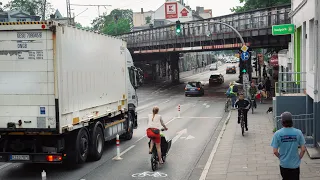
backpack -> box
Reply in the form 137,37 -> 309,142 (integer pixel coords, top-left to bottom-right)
232,85 -> 238,93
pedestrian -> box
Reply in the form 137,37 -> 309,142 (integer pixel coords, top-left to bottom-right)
265,77 -> 271,98
271,112 -> 306,180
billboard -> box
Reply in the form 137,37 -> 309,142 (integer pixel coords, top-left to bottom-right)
165,2 -> 178,19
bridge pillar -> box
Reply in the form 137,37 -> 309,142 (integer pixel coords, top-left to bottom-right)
169,53 -> 180,84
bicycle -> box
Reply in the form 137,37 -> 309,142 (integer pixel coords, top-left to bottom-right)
148,129 -> 171,171
238,108 -> 245,136
250,94 -> 256,114
225,96 -> 231,112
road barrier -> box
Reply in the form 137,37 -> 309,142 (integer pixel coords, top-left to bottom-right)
113,134 -> 123,160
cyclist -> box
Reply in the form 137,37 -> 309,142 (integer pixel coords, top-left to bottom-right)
235,93 -> 251,131
249,82 -> 258,108
146,106 -> 168,164
226,81 -> 238,109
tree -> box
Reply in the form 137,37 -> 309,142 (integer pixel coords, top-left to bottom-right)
231,0 -> 290,13
75,22 -> 92,31
91,9 -> 133,35
145,16 -> 151,24
4,0 -> 54,19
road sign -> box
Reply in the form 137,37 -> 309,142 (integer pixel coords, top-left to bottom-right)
272,24 -> 295,35
241,52 -> 250,61
241,45 -> 248,52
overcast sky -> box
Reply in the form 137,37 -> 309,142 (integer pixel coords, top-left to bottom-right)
1,0 -> 243,26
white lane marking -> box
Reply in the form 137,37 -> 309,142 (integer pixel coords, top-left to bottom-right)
199,111 -> 232,180
172,129 -> 187,144
137,99 -> 171,113
186,135 -> 195,140
132,171 -> 168,178
203,103 -> 207,106
112,145 -> 135,159
205,105 -> 210,108
0,163 -> 12,170
179,117 -> 222,119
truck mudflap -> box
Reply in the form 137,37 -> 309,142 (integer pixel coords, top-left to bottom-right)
0,153 -> 63,163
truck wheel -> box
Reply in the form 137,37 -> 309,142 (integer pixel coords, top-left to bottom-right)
76,128 -> 89,163
65,128 -> 89,164
88,124 -> 104,161
123,113 -> 134,140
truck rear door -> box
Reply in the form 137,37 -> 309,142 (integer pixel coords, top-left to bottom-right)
0,22 -> 56,132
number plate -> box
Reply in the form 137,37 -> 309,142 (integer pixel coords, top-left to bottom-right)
10,155 -> 30,161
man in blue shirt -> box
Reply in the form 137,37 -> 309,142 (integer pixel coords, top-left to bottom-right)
271,112 -> 306,180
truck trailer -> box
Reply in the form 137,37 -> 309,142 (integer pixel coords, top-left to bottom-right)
0,21 -> 139,164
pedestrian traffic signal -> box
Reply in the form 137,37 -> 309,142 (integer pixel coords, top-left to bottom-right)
176,20 -> 181,35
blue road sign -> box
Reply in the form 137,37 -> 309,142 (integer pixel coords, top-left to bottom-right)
241,52 -> 250,61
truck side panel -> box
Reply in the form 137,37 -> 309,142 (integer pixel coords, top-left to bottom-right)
56,26 -> 128,132
0,29 -> 56,130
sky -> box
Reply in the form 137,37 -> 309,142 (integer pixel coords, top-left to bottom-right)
1,0 -> 243,27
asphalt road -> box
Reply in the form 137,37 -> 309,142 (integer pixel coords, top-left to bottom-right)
0,63 -> 239,180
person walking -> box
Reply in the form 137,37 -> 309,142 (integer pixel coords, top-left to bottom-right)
271,112 -> 306,180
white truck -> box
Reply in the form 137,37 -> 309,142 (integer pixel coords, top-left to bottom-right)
0,21 -> 139,164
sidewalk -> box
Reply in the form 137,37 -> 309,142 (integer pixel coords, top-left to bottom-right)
205,103 -> 320,180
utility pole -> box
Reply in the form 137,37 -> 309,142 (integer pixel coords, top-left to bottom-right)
66,0 -> 72,25
42,0 -> 46,20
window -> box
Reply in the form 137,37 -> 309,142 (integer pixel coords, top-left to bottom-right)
17,19 -> 27,22
128,67 -> 136,87
187,82 -> 201,88
0,19 -> 5,22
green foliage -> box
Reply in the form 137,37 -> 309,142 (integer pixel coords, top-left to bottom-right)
4,0 -> 54,19
231,0 -> 291,13
145,16 -> 151,24
92,9 -> 133,35
75,22 -> 92,31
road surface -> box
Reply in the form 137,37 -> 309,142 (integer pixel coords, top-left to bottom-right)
0,64 -> 239,180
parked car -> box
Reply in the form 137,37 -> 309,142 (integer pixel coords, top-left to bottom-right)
209,73 -> 224,85
209,63 -> 218,71
226,65 -> 236,74
185,82 -> 204,96
231,59 -> 237,63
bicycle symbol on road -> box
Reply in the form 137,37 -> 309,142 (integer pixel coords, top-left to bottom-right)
132,171 -> 168,178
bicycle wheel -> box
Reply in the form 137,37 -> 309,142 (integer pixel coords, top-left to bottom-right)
224,101 -> 228,112
151,153 -> 158,171
240,116 -> 244,136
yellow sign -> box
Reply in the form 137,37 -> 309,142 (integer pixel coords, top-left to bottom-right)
241,45 -> 248,52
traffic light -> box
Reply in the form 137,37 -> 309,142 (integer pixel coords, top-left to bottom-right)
176,20 -> 181,35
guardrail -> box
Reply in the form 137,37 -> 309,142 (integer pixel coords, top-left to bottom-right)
274,114 -> 315,146
120,4 -> 291,47
275,72 -> 307,96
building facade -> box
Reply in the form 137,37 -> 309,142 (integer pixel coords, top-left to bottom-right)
277,0 -> 320,151
0,10 -> 40,22
132,0 -> 212,30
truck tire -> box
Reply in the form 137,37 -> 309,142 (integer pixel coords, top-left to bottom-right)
123,113 -> 134,140
88,124 -> 104,161
65,128 -> 89,164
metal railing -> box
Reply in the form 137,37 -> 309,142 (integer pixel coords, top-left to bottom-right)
119,4 -> 291,47
274,114 -> 315,146
275,72 -> 307,96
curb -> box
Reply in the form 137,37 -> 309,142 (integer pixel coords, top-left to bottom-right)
199,110 -> 232,180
